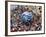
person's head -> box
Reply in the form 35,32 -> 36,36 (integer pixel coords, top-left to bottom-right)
25,7 -> 29,11
28,8 -> 32,12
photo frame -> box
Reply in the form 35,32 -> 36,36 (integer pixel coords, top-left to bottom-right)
5,1 -> 45,36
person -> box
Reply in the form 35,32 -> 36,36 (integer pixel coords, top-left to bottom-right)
20,7 -> 33,26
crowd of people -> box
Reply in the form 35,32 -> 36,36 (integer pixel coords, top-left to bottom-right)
10,5 -> 42,32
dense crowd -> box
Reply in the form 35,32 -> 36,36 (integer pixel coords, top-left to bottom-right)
10,5 -> 42,32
